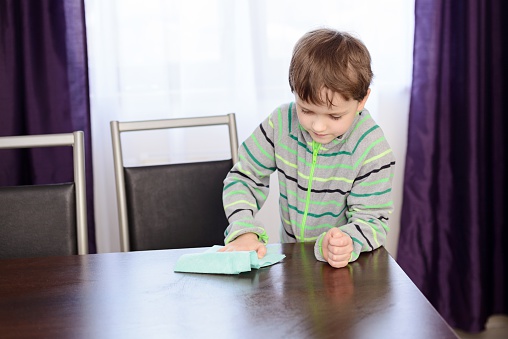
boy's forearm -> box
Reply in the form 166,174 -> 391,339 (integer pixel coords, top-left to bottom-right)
339,218 -> 389,261
223,117 -> 277,244
222,165 -> 271,243
224,225 -> 269,245
314,181 -> 393,263
339,141 -> 395,261
314,218 -> 387,264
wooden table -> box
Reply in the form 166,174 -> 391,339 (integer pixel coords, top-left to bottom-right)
0,243 -> 457,338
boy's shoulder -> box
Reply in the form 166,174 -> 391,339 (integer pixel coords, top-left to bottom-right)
264,102 -> 298,128
351,109 -> 387,140
351,109 -> 395,161
344,109 -> 393,154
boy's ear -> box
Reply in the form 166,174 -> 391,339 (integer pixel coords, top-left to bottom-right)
357,88 -> 371,111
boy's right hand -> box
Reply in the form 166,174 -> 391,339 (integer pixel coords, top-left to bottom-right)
218,233 -> 267,259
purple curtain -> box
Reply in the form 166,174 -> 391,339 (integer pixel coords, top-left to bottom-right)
398,0 -> 507,332
0,0 -> 96,253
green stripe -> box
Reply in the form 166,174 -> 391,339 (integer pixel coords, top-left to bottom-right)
350,251 -> 360,261
281,195 -> 347,217
354,219 -> 380,247
223,180 -> 266,201
223,189 -> 249,198
358,174 -> 394,187
363,148 -> 393,165
350,188 -> 392,198
375,218 -> 390,232
281,215 -> 292,225
238,154 -> 267,178
224,199 -> 257,209
296,234 -> 321,242
235,221 -> 258,228
275,152 -> 298,169
276,147 -> 354,169
242,144 -> 276,171
225,224 -> 265,244
355,218 -> 381,234
320,124 -> 378,157
344,113 -> 369,141
280,206 -> 345,230
282,198 -> 346,219
353,201 -> 393,209
285,114 -> 388,162
274,136 -> 389,172
289,134 -> 312,152
279,185 -> 346,207
297,170 -> 354,184
317,233 -> 325,257
308,211 -> 346,220
223,181 -> 237,190
355,219 -> 380,247
351,236 -> 363,247
279,142 -> 298,156
352,137 -> 385,168
287,115 -> 379,157
296,155 -> 353,169
252,134 -> 274,161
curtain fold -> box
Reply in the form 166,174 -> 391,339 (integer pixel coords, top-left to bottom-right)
0,0 -> 96,253
398,0 -> 507,332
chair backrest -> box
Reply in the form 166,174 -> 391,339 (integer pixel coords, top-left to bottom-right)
0,132 -> 88,259
111,114 -> 239,252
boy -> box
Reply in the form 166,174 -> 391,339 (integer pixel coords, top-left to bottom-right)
219,28 -> 395,268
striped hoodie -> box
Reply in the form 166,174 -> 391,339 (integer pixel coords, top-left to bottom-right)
223,102 -> 396,263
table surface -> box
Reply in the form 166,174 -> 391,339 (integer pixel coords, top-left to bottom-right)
0,243 -> 458,339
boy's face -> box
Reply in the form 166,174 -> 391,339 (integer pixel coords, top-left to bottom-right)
295,88 -> 370,144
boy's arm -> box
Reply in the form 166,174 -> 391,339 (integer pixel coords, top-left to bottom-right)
320,228 -> 354,268
222,111 -> 278,245
315,137 -> 396,264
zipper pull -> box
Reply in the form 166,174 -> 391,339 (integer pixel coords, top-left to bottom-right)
312,141 -> 320,163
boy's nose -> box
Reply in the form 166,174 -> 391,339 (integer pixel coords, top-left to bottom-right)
312,118 -> 326,132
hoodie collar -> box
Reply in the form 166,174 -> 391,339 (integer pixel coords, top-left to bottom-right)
297,109 -> 366,152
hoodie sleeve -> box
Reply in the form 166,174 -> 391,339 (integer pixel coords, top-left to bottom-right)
222,110 -> 279,244
314,129 -> 396,263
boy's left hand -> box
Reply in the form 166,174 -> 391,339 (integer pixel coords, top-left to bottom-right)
322,228 -> 353,268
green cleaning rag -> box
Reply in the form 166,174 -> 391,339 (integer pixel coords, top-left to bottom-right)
173,245 -> 286,274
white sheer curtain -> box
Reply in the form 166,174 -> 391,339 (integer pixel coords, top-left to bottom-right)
85,0 -> 414,255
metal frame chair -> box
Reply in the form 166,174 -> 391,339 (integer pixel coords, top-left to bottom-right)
111,114 -> 239,252
0,131 -> 88,258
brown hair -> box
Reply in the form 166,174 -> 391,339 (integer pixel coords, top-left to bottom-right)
289,28 -> 373,105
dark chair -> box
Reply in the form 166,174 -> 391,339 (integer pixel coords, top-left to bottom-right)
0,132 -> 89,259
110,114 -> 239,252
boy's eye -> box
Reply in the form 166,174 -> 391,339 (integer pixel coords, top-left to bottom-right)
331,116 -> 342,121
301,109 -> 312,115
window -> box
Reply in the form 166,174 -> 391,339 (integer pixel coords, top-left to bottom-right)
85,0 -> 414,253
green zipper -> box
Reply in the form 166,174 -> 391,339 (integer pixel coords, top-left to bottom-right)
300,140 -> 321,240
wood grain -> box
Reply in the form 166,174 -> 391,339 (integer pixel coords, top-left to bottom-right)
0,243 -> 457,339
